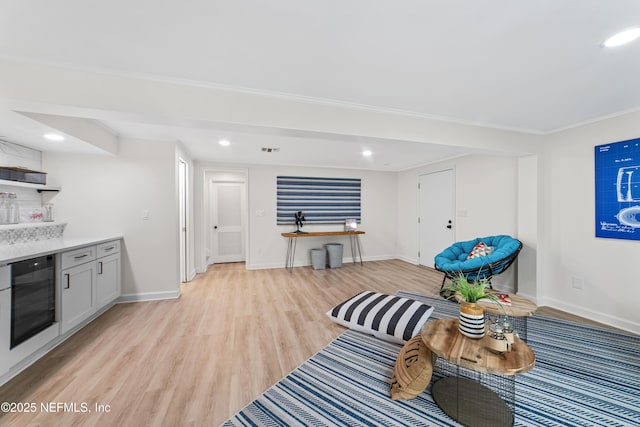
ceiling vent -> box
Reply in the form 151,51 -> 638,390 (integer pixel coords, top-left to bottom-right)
261,147 -> 280,153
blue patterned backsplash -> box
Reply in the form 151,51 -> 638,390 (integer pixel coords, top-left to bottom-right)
0,222 -> 67,245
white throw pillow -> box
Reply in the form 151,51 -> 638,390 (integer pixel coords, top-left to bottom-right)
327,291 -> 434,344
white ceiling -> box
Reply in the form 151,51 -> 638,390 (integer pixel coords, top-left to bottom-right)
1,0 -> 639,169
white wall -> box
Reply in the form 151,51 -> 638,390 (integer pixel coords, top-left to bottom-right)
397,155 -> 519,291
249,165 -> 397,269
539,111 -> 640,333
194,163 -> 397,271
42,138 -> 181,299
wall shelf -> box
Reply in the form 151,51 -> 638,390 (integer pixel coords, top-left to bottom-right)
0,179 -> 60,192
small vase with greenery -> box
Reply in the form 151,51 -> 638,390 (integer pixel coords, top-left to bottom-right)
441,274 -> 501,339
441,274 -> 494,303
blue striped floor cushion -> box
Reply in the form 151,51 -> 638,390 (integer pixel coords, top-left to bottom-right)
327,291 -> 434,344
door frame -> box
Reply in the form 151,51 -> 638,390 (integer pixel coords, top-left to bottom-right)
200,167 -> 249,269
178,158 -> 189,282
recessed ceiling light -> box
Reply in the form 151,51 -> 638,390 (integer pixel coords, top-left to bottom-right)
43,133 -> 64,141
603,27 -> 640,47
362,150 -> 373,157
219,139 -> 231,146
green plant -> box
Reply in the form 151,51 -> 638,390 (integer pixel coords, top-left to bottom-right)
441,274 -> 496,303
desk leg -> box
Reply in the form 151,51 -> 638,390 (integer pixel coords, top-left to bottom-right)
285,238 -> 297,272
355,235 -> 363,266
349,235 -> 356,264
285,238 -> 291,270
349,235 -> 363,266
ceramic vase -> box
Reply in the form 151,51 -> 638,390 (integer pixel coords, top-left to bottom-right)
458,301 -> 485,338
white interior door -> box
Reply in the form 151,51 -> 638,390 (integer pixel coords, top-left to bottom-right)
418,169 -> 455,267
209,181 -> 246,263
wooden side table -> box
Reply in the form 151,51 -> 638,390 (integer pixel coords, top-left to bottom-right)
454,292 -> 538,341
477,292 -> 538,342
422,318 -> 535,427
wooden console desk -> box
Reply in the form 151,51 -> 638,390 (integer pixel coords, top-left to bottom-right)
281,231 -> 365,271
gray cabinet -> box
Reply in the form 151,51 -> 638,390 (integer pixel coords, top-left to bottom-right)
59,240 -> 121,335
60,246 -> 97,334
60,260 -> 96,334
96,241 -> 121,307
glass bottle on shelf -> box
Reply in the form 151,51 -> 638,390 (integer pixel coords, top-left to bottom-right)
0,192 -> 8,224
7,192 -> 19,224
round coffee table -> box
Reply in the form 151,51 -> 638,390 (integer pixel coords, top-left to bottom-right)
422,318 -> 535,427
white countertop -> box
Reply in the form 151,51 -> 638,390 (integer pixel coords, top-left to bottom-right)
0,235 -> 123,265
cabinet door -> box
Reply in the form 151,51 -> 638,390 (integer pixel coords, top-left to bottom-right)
96,253 -> 120,307
0,288 -> 10,376
60,262 -> 96,335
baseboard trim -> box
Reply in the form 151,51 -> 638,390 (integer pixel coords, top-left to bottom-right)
395,255 -> 418,265
541,296 -> 639,334
246,255 -> 397,270
117,289 -> 181,303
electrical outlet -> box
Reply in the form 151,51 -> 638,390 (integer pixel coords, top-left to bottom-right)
142,210 -> 150,220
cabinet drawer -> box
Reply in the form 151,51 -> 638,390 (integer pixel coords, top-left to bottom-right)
61,246 -> 97,270
97,240 -> 120,258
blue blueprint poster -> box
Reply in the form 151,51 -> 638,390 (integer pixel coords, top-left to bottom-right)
595,137 -> 640,240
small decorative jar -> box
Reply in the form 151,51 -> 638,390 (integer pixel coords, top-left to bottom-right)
487,316 -> 512,353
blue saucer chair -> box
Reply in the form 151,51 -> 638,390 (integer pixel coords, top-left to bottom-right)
434,235 -> 522,291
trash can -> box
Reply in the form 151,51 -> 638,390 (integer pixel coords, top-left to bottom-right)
311,248 -> 327,270
325,243 -> 344,268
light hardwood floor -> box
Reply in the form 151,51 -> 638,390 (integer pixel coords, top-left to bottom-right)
0,260 -> 615,427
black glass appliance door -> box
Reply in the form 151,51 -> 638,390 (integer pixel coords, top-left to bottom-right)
11,255 -> 55,349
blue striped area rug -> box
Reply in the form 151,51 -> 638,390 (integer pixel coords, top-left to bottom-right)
222,292 -> 640,426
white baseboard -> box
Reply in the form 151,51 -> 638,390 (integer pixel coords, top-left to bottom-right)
246,255 -> 397,270
117,289 -> 181,303
540,296 -> 639,334
395,255 -> 418,265
515,291 -> 538,305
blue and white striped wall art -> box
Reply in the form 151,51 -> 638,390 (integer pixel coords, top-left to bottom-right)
277,176 -> 361,225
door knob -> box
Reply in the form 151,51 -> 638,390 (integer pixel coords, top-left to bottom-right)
446,220 -> 452,229
214,225 -> 218,230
